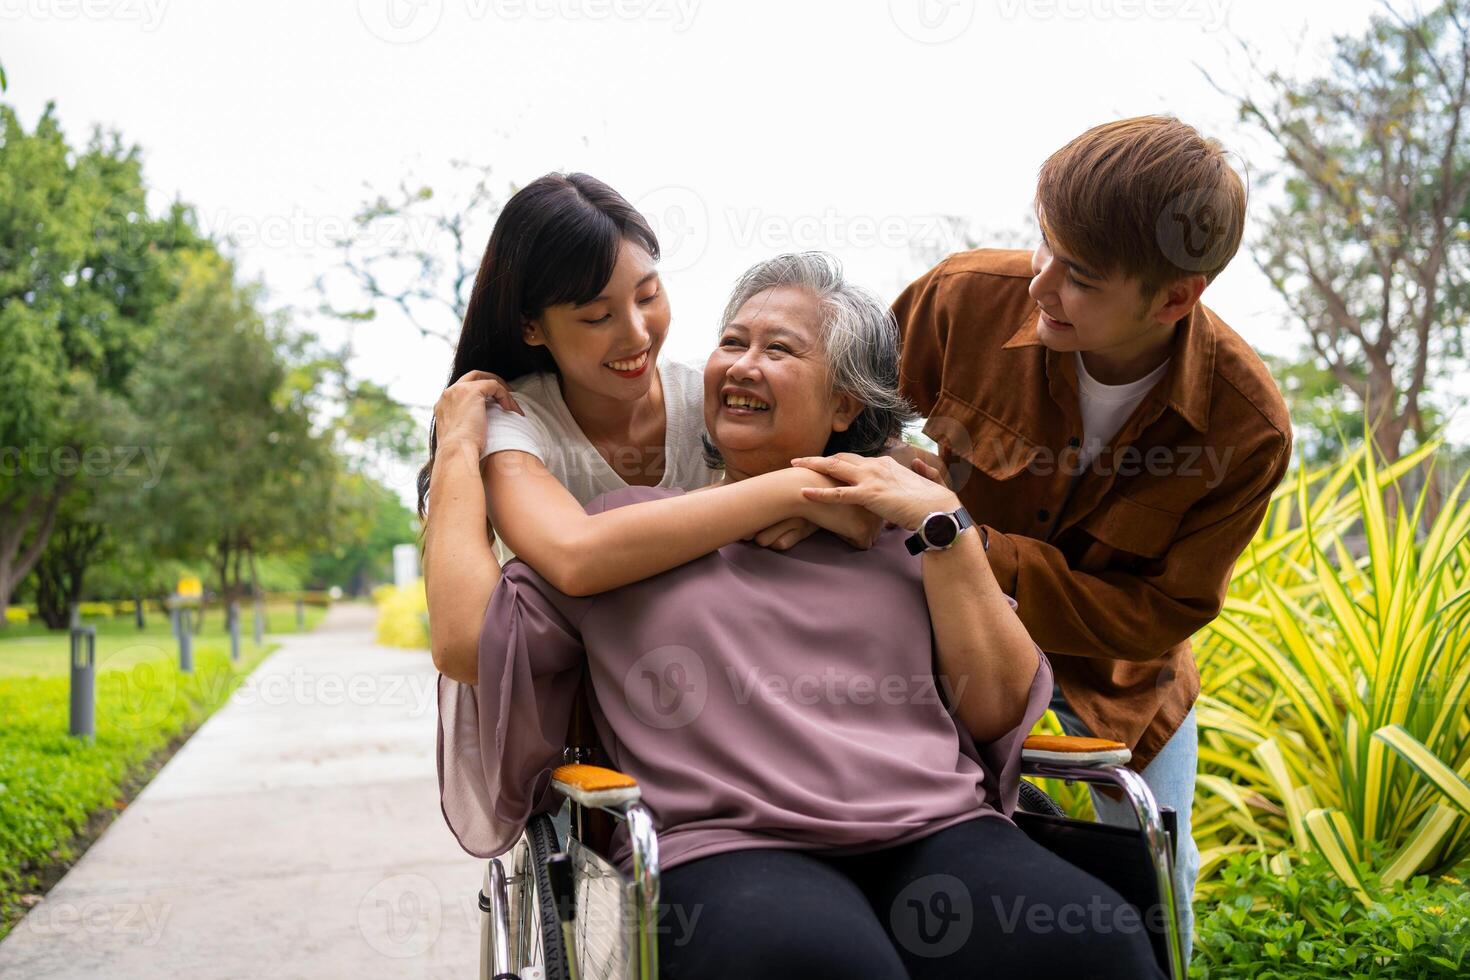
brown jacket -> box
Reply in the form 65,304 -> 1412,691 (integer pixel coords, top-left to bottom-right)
892,249 -> 1292,771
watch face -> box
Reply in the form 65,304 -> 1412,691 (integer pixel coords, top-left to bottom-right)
922,513 -> 958,548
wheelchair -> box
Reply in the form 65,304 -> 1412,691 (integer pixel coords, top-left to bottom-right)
475,690 -> 1188,980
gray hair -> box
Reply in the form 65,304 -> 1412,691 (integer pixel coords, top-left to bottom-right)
701,251 -> 919,470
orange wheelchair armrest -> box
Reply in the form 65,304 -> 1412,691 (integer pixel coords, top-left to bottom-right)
552,763 -> 641,809
1022,734 -> 1132,767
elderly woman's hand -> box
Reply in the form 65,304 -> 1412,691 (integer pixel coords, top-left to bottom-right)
433,369 -> 524,452
749,514 -> 884,552
790,452 -> 962,532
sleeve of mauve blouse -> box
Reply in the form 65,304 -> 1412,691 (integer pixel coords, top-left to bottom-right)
437,560 -> 589,859
969,597 -> 1055,818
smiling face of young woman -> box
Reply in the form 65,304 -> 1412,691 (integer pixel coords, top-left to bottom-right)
522,236 -> 671,403
702,285 -> 862,481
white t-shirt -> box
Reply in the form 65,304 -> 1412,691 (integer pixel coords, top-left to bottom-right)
480,358 -> 722,560
1074,351 -> 1171,472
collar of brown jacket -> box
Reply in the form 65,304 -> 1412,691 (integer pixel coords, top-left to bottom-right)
998,299 -> 1216,435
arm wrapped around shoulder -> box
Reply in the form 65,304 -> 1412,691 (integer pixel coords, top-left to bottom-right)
436,561 -> 591,858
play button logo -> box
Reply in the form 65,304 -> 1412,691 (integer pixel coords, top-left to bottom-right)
357,0 -> 444,43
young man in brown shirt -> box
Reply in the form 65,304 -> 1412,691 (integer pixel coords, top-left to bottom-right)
889,116 -> 1293,954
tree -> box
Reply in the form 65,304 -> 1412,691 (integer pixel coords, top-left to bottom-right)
31,515 -> 104,628
315,159 -> 507,349
0,102 -> 197,621
306,475 -> 417,595
1210,1 -> 1470,461
126,249 -> 341,616
23,376 -> 147,626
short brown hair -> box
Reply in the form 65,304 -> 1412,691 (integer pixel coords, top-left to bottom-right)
1034,115 -> 1246,298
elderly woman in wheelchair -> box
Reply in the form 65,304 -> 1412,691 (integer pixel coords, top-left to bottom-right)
438,253 -> 1178,980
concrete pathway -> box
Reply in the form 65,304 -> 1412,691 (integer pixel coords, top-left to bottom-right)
0,603 -> 484,979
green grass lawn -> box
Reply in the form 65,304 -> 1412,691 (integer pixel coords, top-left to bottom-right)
0,602 -> 327,939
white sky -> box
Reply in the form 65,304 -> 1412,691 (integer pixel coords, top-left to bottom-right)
13,0 -> 1440,498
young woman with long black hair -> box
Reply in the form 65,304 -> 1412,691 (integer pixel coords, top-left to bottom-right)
421,173 -> 900,684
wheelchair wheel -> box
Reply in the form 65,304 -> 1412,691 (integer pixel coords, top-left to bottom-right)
512,812 -> 570,980
1018,779 -> 1067,818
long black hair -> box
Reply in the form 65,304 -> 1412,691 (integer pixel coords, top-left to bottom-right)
416,173 -> 661,520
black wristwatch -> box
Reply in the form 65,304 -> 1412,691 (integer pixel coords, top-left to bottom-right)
905,506 -> 978,555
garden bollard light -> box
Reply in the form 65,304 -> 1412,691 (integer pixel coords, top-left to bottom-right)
228,601 -> 242,662
135,596 -> 145,630
253,600 -> 265,645
69,624 -> 96,739
178,607 -> 193,673
295,598 -> 305,630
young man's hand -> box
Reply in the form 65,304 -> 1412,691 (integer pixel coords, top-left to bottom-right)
790,453 -> 961,532
880,438 -> 953,490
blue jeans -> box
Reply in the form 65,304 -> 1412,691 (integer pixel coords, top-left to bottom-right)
1048,683 -> 1200,962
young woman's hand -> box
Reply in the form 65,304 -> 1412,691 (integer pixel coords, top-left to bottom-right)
433,369 -> 524,452
791,453 -> 961,532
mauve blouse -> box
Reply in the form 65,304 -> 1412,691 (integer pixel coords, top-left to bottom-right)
438,484 -> 1054,877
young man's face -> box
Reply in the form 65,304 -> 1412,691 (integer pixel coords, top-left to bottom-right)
1027,228 -> 1164,355
1027,217 -> 1211,371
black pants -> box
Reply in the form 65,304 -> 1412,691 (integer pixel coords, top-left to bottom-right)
656,816 -> 1166,980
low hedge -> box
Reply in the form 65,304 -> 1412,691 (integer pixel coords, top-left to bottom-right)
0,630 -> 276,940
1193,849 -> 1470,977
373,579 -> 427,650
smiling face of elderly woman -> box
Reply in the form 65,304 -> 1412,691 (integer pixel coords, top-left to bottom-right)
702,284 -> 865,482
699,252 -> 919,482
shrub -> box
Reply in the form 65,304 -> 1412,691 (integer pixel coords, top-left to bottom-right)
1193,440 -> 1470,898
374,579 -> 427,649
1193,849 -> 1469,977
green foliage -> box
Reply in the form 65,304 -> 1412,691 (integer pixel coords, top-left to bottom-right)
2,98 -> 417,624
306,476 -> 417,593
335,378 -> 420,463
0,100 -> 209,613
373,578 -> 427,649
1192,850 -> 1470,978
1193,439 -> 1470,894
0,637 -> 273,939
122,249 -> 340,597
82,553 -> 197,606
1262,354 -> 1366,465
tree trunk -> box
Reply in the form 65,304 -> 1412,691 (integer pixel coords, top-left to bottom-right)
0,484 -> 67,629
33,521 -> 105,630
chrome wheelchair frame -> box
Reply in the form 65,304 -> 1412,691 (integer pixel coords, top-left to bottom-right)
476,737 -> 1187,980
